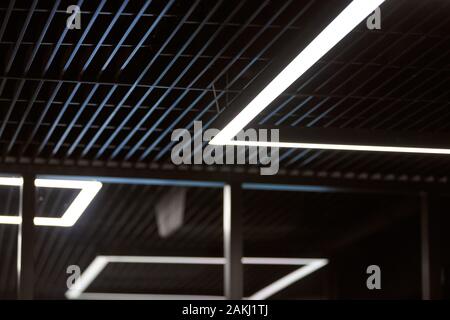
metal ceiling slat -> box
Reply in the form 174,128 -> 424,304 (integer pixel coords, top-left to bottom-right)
4,0 -> 38,73
35,82 -> 82,157
0,96 -> 217,114
428,112 -> 450,132
100,0 -> 152,72
322,3 -> 449,129
0,5 -> 328,31
51,84 -> 100,155
20,81 -> 63,157
291,98 -> 331,127
78,0 -> 179,158
119,0 -> 176,71
0,1 -> 22,96
122,0 -> 263,161
274,97 -> 314,126
392,90 -> 450,131
1,41 -> 270,61
65,85 -> 117,158
154,0 -> 315,162
0,0 -> 14,41
0,74 -> 243,94
63,0 -> 107,72
43,0 -> 84,74
127,0 -> 276,162
0,78 -> 25,139
97,0 -> 228,160
24,0 -> 60,73
81,0 -> 129,73
5,80 -> 44,155
347,31 -> 450,129
296,150 -> 329,170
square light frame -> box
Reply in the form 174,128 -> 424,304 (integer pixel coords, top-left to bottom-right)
65,255 -> 328,300
0,177 -> 102,227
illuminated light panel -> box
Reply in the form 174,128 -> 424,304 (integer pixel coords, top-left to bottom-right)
65,255 -> 328,300
209,0 -> 418,155
0,177 -> 102,227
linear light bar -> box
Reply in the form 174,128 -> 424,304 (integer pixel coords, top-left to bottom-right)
210,0 -> 390,151
225,140 -> 450,155
0,215 -> 22,225
0,177 -> 23,186
0,177 -> 102,227
77,293 -> 225,300
248,259 -> 328,300
65,255 -> 328,300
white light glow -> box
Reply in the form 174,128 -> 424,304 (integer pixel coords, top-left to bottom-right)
0,177 -> 23,186
0,216 -> 22,224
242,257 -> 322,265
106,255 -> 225,265
248,259 -> 328,300
65,256 -> 109,300
223,184 -> 231,242
65,255 -> 328,300
0,178 -> 102,227
210,0 -> 397,154
222,140 -> 450,155
77,293 -> 225,300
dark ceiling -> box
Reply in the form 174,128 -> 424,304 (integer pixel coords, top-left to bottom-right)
0,0 -> 449,181
1,0 -> 450,300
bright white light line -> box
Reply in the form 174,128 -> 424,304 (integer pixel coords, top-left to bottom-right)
210,0 -> 393,152
0,177 -> 102,227
248,259 -> 328,300
65,255 -> 328,300
77,293 -> 225,300
222,140 -> 450,155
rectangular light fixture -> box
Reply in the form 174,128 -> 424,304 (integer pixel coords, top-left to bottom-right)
65,255 -> 328,300
0,177 -> 102,227
209,0 -> 430,156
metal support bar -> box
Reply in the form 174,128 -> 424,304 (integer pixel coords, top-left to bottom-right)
0,163 -> 447,195
223,183 -> 243,300
17,173 -> 35,299
326,259 -> 338,300
420,192 -> 442,300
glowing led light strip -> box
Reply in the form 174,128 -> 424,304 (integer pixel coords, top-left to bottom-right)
209,0 -> 424,155
247,259 -> 328,300
65,255 -> 328,300
222,140 -> 450,155
0,177 -> 102,227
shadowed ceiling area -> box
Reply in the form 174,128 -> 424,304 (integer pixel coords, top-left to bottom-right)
0,0 -> 449,182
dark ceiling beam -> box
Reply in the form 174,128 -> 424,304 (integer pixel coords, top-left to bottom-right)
0,162 -> 449,195
420,193 -> 442,300
17,173 -> 35,300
